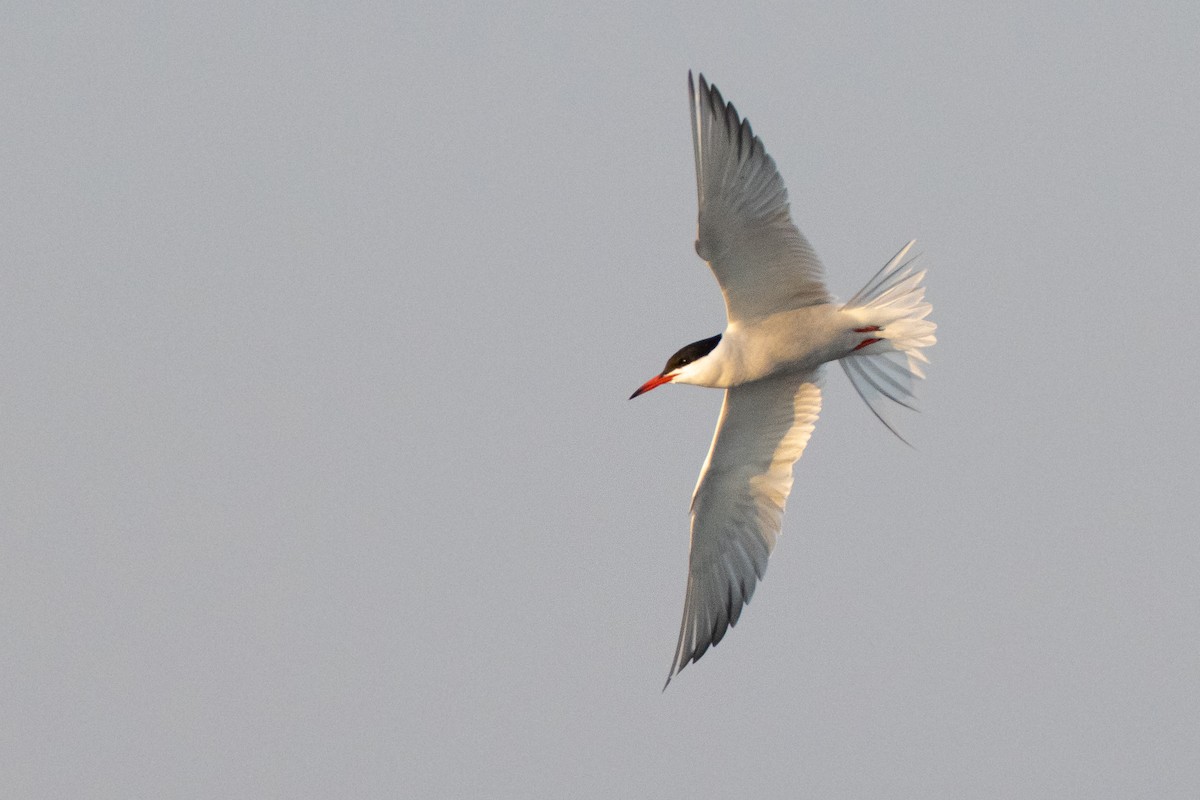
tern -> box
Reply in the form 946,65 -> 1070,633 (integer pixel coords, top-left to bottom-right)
632,73 -> 936,687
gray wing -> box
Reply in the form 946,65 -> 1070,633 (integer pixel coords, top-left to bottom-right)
666,369 -> 823,686
690,72 -> 831,322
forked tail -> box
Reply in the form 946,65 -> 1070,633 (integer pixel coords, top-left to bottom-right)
841,241 -> 936,444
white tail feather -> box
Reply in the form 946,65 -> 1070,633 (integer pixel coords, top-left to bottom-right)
841,241 -> 936,442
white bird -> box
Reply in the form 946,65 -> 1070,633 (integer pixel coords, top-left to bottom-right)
631,73 -> 936,687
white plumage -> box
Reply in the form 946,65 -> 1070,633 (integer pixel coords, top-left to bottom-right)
631,73 -> 936,686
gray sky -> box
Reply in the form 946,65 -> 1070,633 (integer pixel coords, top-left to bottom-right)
5,2 -> 1200,797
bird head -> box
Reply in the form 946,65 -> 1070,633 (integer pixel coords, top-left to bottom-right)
629,334 -> 722,399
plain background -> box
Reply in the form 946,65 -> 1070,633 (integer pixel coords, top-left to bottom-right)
5,2 -> 1199,797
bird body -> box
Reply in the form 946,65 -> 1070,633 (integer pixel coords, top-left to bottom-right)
632,73 -> 936,686
671,304 -> 889,389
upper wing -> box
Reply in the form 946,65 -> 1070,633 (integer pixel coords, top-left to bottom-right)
690,73 -> 831,322
666,369 -> 823,686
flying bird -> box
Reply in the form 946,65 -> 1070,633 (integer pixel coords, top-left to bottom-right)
632,73 -> 936,687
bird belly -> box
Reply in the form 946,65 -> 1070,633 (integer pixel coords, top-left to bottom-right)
717,305 -> 852,386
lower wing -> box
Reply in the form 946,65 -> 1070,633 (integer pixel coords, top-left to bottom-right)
666,368 -> 823,686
